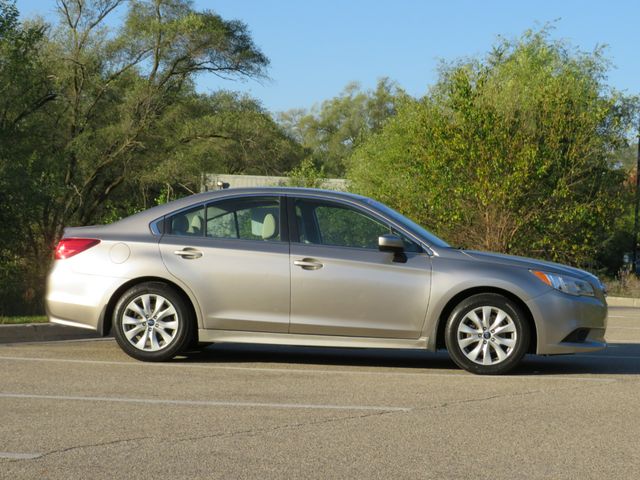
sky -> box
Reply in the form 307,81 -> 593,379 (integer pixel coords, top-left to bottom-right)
15,0 -> 640,114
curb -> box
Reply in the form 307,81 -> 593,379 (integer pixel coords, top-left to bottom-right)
0,323 -> 104,344
606,296 -> 640,308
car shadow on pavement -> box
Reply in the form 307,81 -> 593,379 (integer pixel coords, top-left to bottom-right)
180,343 -> 457,370
176,342 -> 640,376
515,342 -> 640,376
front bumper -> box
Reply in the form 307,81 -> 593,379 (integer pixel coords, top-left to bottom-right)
526,289 -> 607,355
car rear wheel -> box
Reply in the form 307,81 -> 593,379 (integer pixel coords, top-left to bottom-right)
113,282 -> 194,362
445,293 -> 530,375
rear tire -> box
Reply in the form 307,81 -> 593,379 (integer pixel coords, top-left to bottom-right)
445,293 -> 530,375
113,282 -> 194,362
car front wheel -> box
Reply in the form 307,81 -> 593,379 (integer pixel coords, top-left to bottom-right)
445,293 -> 530,375
113,282 -> 194,362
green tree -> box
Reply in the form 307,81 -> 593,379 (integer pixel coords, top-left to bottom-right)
278,78 -> 406,176
0,0 -> 274,314
133,90 -> 305,204
0,0 -> 55,314
349,28 -> 638,268
286,158 -> 326,188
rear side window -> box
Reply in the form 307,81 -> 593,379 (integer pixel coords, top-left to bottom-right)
166,206 -> 206,236
206,197 -> 281,241
166,198 -> 281,241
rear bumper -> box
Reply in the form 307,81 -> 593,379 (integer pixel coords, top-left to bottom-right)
527,290 -> 607,355
46,262 -> 125,334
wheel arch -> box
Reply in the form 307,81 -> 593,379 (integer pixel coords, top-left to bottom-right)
100,276 -> 200,337
434,286 -> 538,354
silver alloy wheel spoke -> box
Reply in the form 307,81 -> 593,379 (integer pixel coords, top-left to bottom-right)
122,294 -> 179,352
158,319 -> 178,330
127,302 -> 146,319
482,342 -> 491,365
156,306 -> 177,322
155,327 -> 174,344
468,342 -> 483,362
492,342 -> 507,362
458,323 -> 481,336
122,315 -> 144,326
489,310 -> 506,330
494,336 -> 516,348
141,295 -> 152,316
124,325 -> 145,340
136,329 -> 150,350
457,306 -> 517,366
467,311 -> 483,331
151,297 -> 166,318
459,336 -> 480,349
149,330 -> 160,350
481,307 -> 492,329
494,324 -> 516,335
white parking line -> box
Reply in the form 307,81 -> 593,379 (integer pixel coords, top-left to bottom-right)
0,392 -> 410,412
0,452 -> 43,460
0,356 -> 617,382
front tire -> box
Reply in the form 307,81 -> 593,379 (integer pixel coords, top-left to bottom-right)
445,293 -> 530,375
113,282 -> 194,362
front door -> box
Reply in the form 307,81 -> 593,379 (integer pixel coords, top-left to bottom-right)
289,197 -> 431,339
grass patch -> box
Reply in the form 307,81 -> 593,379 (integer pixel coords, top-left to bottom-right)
603,269 -> 640,298
0,316 -> 48,325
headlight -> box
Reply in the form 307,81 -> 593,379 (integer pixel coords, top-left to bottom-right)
530,270 -> 595,297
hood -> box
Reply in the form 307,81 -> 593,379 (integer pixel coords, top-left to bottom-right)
459,250 -> 592,279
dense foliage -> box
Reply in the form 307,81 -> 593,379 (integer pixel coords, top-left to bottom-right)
278,78 -> 406,176
0,2 -> 637,314
0,0 -> 301,314
349,29 -> 638,269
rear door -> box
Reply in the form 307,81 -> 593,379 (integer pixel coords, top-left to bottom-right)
288,196 -> 432,339
159,195 -> 290,333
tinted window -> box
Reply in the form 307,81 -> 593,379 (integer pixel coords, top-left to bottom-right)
206,197 -> 281,242
167,206 -> 206,236
365,199 -> 450,248
295,199 -> 420,251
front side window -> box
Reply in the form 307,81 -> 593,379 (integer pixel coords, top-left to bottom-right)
295,199 -> 422,251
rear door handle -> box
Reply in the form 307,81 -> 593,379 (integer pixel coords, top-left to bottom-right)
293,259 -> 323,270
173,248 -> 203,259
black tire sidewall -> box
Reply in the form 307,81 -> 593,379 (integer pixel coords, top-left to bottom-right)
113,282 -> 194,362
445,293 -> 530,375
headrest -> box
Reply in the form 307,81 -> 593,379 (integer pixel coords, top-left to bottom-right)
262,213 -> 278,240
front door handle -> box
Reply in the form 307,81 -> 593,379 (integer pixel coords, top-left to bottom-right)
293,259 -> 323,270
173,247 -> 203,259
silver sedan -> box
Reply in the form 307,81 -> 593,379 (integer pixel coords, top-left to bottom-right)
46,188 -> 607,374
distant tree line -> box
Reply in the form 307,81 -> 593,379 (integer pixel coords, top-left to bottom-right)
0,1 -> 638,315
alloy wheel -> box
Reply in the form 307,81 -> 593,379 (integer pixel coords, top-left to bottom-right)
121,294 -> 179,352
456,306 -> 518,366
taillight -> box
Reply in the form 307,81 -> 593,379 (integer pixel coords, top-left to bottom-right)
54,238 -> 101,260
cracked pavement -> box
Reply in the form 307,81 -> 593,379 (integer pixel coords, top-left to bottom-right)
1,307 -> 639,479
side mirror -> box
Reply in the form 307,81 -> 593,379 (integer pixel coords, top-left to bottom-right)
378,234 -> 407,263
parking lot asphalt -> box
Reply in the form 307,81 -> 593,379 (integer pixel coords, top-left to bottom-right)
1,307 -> 639,479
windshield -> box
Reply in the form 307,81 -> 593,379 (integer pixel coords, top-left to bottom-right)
366,199 -> 451,248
